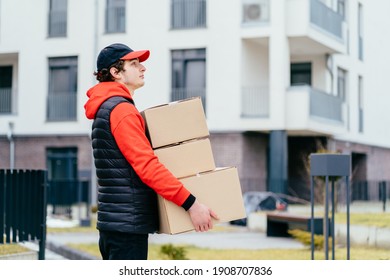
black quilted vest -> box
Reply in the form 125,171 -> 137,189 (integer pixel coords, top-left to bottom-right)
92,96 -> 159,234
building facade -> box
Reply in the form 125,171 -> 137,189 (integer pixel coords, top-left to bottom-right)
1,0 -> 389,205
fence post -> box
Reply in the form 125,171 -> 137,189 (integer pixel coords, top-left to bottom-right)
38,170 -> 48,260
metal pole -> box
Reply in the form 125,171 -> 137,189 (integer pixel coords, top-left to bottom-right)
324,176 -> 329,260
331,178 -> 335,260
381,181 -> 386,213
346,176 -> 350,260
311,176 -> 315,260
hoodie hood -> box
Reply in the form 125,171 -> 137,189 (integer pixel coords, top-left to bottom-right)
84,82 -> 133,119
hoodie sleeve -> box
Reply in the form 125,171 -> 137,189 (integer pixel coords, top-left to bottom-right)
110,102 -> 195,209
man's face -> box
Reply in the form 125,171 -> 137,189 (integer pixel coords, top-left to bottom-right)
117,59 -> 146,93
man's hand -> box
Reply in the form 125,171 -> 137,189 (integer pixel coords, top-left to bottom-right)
187,200 -> 219,232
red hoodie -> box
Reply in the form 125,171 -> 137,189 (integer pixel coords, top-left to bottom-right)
84,82 -> 193,208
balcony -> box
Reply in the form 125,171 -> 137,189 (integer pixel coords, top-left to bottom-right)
0,88 -> 13,114
287,0 -> 347,55
171,87 -> 206,112
171,0 -> 206,29
46,92 -> 77,121
286,85 -> 345,135
241,86 -> 269,118
105,6 -> 126,33
48,10 -> 67,37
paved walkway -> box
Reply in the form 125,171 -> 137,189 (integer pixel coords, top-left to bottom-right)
43,223 -> 304,259
18,202 -> 390,260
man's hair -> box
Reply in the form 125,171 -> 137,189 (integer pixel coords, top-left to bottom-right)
94,60 -> 125,82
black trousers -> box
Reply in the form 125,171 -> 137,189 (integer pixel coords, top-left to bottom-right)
99,230 -> 149,260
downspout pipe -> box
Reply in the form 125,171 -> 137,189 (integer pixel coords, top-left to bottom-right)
7,122 -> 14,170
325,53 -> 334,94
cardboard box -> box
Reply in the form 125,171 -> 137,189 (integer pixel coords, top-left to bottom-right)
154,138 -> 216,179
141,97 -> 209,148
158,167 -> 246,234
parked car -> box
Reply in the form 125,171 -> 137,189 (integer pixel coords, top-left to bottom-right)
230,191 -> 288,226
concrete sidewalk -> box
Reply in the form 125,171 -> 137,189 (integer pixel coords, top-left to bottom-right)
43,223 -> 305,260
17,201 -> 390,260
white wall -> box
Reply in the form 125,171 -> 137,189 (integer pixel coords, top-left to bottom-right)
1,0 -> 390,149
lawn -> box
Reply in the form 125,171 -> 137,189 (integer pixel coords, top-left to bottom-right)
63,212 -> 390,260
2,211 -> 390,259
68,242 -> 390,260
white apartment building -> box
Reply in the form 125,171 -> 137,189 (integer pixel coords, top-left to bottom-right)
1,0 -> 389,205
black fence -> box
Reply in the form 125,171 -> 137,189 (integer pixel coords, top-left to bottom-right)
0,169 -> 47,260
350,180 -> 390,211
284,179 -> 390,211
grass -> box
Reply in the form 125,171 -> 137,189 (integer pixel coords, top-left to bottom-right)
63,212 -> 390,260
3,211 -> 390,259
0,243 -> 31,256
68,243 -> 390,260
335,212 -> 390,228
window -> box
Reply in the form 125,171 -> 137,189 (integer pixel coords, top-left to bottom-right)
337,67 -> 348,128
47,57 -> 78,121
337,68 -> 347,102
358,76 -> 363,133
105,0 -> 126,33
48,0 -> 67,37
290,63 -> 312,86
0,66 -> 13,114
171,0 -> 206,29
171,49 -> 206,110
337,0 -> 346,19
358,3 -> 363,60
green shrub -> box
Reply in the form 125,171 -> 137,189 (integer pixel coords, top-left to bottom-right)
288,229 -> 332,250
159,244 -> 188,260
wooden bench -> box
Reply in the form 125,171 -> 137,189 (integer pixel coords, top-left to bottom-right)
266,212 -> 327,237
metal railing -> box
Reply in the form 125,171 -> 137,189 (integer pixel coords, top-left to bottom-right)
0,88 -> 12,114
48,10 -> 67,37
310,0 -> 344,39
105,6 -> 126,33
284,178 -> 390,212
0,169 -> 47,260
171,87 -> 206,111
241,86 -> 269,118
171,0 -> 206,29
46,92 -> 77,121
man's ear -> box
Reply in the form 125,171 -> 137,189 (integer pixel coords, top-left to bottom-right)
109,67 -> 121,79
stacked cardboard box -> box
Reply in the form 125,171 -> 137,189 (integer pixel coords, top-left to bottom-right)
141,97 -> 246,234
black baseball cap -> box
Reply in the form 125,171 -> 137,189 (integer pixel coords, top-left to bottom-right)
96,43 -> 150,71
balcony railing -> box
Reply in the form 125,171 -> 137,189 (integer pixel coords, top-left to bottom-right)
241,86 -> 269,118
171,87 -> 206,111
0,88 -> 12,114
46,92 -> 77,121
171,0 -> 206,29
310,0 -> 343,39
309,87 -> 342,122
48,10 -> 67,37
106,6 -> 126,33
